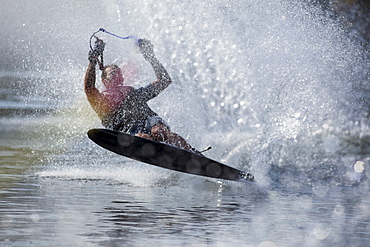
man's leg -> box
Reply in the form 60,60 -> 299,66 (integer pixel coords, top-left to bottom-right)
135,133 -> 153,140
150,124 -> 192,151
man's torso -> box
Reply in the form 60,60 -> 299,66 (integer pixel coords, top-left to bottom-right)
100,86 -> 158,132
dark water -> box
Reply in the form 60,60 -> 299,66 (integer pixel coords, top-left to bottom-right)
1,0 -> 370,246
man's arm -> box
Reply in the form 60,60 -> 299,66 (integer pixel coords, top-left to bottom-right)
84,61 -> 98,96
85,39 -> 106,100
139,39 -> 172,94
148,57 -> 172,91
84,61 -> 107,117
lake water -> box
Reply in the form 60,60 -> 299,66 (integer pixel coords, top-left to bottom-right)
1,0 -> 370,246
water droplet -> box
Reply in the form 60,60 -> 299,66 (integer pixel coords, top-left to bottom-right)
334,204 -> 345,216
322,135 -> 340,153
312,224 -> 331,240
31,213 -> 40,222
354,161 -> 364,173
312,184 -> 329,197
257,241 -> 277,247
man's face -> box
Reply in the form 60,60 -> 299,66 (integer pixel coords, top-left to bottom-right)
102,66 -> 124,87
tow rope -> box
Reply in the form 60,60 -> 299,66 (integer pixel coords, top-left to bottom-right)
89,28 -> 138,70
89,28 -> 137,51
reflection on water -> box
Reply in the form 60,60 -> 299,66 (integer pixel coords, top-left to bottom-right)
0,146 -> 32,192
1,173 -> 370,246
94,186 -> 255,246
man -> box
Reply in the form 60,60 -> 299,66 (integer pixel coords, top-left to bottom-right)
84,38 -> 199,153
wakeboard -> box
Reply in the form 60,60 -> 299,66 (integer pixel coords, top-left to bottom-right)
87,128 -> 254,182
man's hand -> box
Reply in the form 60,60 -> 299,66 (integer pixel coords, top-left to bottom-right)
88,38 -> 106,64
88,50 -> 98,64
94,38 -> 105,56
139,39 -> 155,62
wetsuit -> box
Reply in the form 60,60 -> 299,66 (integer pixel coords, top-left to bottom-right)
99,83 -> 170,135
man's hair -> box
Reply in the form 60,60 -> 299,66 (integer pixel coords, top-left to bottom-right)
101,64 -> 120,79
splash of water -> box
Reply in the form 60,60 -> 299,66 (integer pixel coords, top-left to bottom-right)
116,0 -> 369,186
5,0 -> 368,187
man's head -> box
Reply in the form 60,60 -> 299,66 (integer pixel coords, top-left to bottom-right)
101,64 -> 124,88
